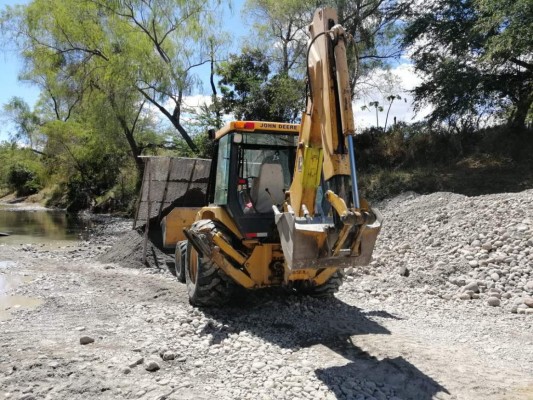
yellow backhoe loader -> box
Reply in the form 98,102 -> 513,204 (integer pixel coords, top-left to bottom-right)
162,7 -> 382,306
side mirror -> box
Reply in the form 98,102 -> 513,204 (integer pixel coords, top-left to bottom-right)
208,128 -> 216,140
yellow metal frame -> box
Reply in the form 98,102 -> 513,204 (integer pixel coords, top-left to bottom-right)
161,207 -> 200,248
197,207 -> 243,239
215,121 -> 300,140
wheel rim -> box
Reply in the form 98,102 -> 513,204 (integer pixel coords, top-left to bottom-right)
189,247 -> 199,284
175,251 -> 181,275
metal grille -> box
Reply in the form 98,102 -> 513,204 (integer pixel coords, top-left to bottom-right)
134,157 -> 211,228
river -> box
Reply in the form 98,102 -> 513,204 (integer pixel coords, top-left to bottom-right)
0,204 -> 91,320
0,204 -> 91,245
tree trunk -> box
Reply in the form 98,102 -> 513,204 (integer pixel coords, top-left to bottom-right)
138,88 -> 198,151
509,93 -> 533,129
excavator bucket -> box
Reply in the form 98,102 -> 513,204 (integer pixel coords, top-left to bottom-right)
275,209 -> 382,270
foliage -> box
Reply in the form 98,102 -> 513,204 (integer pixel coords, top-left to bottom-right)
2,0 -> 227,155
0,142 -> 44,196
243,0 -> 408,98
218,48 -> 305,122
402,0 -> 533,128
243,0 -> 312,76
2,97 -> 41,148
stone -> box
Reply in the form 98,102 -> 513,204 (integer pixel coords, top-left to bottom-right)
144,360 -> 160,372
463,281 -> 479,293
123,368 -> 131,375
129,357 -> 144,368
79,336 -> 95,345
487,297 -> 500,307
252,361 -> 266,370
524,298 -> 533,308
162,351 -> 175,361
458,293 -> 471,300
398,266 -> 409,277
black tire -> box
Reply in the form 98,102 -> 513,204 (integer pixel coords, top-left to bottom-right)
298,270 -> 344,298
174,240 -> 187,283
185,220 -> 236,307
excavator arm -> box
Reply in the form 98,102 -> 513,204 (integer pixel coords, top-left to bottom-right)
276,7 -> 382,270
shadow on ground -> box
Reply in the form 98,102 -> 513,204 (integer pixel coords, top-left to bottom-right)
200,290 -> 449,399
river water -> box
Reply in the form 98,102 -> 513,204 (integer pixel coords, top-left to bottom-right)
0,205 -> 90,320
0,205 -> 91,245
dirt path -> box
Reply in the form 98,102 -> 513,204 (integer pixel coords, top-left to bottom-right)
1,243 -> 531,400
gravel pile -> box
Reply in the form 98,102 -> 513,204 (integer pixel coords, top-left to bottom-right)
345,190 -> 533,314
96,229 -> 171,269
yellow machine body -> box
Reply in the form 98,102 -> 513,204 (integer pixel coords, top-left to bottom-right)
162,8 -> 383,305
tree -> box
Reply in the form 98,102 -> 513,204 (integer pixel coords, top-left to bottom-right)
2,97 -> 41,149
243,0 -> 312,76
218,48 -> 305,122
403,0 -> 533,129
362,101 -> 384,128
1,0 -> 226,154
243,0 -> 408,106
384,94 -> 402,131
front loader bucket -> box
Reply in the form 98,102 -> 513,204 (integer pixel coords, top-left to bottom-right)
275,209 -> 382,270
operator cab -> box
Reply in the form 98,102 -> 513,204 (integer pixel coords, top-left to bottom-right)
208,121 -> 299,241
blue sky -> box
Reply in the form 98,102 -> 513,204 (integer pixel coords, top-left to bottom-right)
0,0 -> 38,141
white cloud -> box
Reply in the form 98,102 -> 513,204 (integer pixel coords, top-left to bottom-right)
182,94 -> 213,108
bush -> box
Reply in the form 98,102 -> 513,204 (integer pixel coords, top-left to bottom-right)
7,164 -> 42,196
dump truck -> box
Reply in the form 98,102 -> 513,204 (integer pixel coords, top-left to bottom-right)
157,7 -> 382,306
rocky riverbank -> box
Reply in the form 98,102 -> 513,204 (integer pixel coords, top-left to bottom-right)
0,190 -> 532,400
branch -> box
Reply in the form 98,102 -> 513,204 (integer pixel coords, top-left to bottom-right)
510,57 -> 533,72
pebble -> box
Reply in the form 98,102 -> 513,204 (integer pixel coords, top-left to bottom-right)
144,359 -> 160,372
463,282 -> 479,293
162,351 -> 175,361
79,336 -> 95,345
129,357 -> 144,368
458,293 -> 471,300
486,297 -> 500,307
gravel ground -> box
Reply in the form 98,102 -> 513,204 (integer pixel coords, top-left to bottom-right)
0,191 -> 532,400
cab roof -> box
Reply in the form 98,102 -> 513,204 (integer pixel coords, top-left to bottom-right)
215,121 -> 300,140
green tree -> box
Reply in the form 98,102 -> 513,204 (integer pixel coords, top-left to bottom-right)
1,0 -> 226,154
244,0 -> 408,98
218,48 -> 305,122
402,0 -> 533,129
243,0 -> 312,76
2,97 -> 41,149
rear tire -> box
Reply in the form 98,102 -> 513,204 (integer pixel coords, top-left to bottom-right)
298,270 -> 344,298
174,240 -> 187,283
185,220 -> 236,307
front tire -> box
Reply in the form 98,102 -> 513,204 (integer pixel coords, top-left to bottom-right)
185,220 -> 236,307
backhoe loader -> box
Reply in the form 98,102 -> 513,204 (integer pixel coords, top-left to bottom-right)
163,7 -> 382,306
